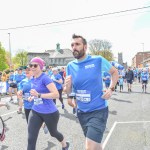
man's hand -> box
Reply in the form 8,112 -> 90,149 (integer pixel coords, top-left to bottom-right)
64,75 -> 72,94
101,88 -> 113,100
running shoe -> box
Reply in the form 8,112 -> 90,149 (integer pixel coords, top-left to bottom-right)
5,102 -> 10,110
62,142 -> 69,150
17,108 -> 22,114
73,108 -> 76,114
62,104 -> 65,109
9,98 -> 13,103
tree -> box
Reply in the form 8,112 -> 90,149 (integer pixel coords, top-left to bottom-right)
13,49 -> 28,67
89,39 -> 114,61
0,42 -> 9,71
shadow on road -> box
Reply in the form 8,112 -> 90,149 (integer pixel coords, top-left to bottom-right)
111,97 -> 132,103
60,109 -> 79,123
44,141 -> 56,150
0,145 -> 9,150
109,110 -> 117,115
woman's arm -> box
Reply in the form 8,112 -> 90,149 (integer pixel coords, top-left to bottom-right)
30,82 -> 59,100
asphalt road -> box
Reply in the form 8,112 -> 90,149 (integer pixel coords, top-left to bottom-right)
0,81 -> 150,150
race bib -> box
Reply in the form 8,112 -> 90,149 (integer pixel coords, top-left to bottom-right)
76,90 -> 91,103
34,97 -> 43,105
23,93 -> 30,101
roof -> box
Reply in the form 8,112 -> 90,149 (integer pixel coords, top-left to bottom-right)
45,49 -> 73,58
27,49 -> 73,58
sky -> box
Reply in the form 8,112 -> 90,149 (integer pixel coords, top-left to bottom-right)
0,0 -> 150,65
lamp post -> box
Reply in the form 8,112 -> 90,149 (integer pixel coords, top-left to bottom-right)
8,33 -> 12,69
141,43 -> 144,67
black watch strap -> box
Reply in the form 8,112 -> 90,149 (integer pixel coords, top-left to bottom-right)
38,93 -> 41,98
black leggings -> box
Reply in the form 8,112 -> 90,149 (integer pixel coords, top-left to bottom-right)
24,108 -> 31,123
53,88 -> 63,104
27,110 -> 64,150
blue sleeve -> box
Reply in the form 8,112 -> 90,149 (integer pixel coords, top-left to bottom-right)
57,74 -> 62,80
42,75 -> 53,86
18,80 -> 23,91
13,75 -> 16,81
66,64 -> 71,76
101,57 -> 112,72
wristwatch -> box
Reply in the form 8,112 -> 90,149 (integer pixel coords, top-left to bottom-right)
109,87 -> 115,91
38,93 -> 41,98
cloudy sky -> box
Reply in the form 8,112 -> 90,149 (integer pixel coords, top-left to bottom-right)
0,0 -> 150,65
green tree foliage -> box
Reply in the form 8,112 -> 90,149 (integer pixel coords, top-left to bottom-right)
0,42 -> 9,71
13,49 -> 28,67
89,39 -> 114,61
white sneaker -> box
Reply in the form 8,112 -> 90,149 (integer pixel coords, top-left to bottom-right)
5,102 -> 10,110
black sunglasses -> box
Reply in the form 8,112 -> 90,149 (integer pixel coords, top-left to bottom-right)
29,64 -> 38,68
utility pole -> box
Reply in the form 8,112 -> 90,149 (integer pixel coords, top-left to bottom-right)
8,33 -> 12,69
141,43 -> 144,67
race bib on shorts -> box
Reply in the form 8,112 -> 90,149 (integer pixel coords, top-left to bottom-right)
34,98 -> 43,105
76,90 -> 91,103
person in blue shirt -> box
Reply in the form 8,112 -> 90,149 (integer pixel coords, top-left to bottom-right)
51,68 -> 64,109
118,75 -> 124,92
64,34 -> 119,150
14,68 -> 26,86
103,71 -> 111,89
8,70 -> 18,102
17,67 -> 34,120
141,68 -> 149,93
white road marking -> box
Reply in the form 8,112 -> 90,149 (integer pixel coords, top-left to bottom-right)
1,110 -> 17,117
103,120 -> 150,149
117,121 -> 150,124
102,121 -> 117,149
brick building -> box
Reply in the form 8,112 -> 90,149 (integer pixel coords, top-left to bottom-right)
132,51 -> 150,68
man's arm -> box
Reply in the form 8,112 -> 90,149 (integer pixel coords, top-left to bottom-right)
109,66 -> 119,88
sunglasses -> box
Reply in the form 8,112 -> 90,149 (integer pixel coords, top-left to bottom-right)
29,64 -> 38,68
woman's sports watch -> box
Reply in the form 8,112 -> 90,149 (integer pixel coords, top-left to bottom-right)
109,87 -> 115,91
38,93 -> 41,98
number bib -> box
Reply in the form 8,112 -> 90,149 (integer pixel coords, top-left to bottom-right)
23,93 -> 30,101
34,98 -> 43,105
76,90 -> 91,103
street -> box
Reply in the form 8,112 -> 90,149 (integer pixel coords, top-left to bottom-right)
0,82 -> 150,150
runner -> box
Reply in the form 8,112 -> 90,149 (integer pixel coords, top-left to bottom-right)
27,57 -> 69,150
51,68 -> 64,109
17,67 -> 34,120
141,68 -> 149,93
8,70 -> 17,102
64,34 -> 118,150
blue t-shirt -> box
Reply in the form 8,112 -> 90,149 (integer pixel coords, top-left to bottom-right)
103,72 -> 111,84
31,73 -> 57,114
66,55 -> 112,112
141,72 -> 149,81
119,78 -> 124,85
51,73 -> 63,90
9,74 -> 15,82
14,74 -> 26,84
18,78 -> 34,109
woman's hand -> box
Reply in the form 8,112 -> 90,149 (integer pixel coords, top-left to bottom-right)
30,89 -> 39,97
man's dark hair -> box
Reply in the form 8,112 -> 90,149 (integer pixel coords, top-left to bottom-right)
72,34 -> 87,45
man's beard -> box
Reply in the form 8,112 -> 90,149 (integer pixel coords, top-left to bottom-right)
73,49 -> 85,59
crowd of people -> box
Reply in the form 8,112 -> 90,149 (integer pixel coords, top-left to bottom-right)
0,34 -> 149,150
